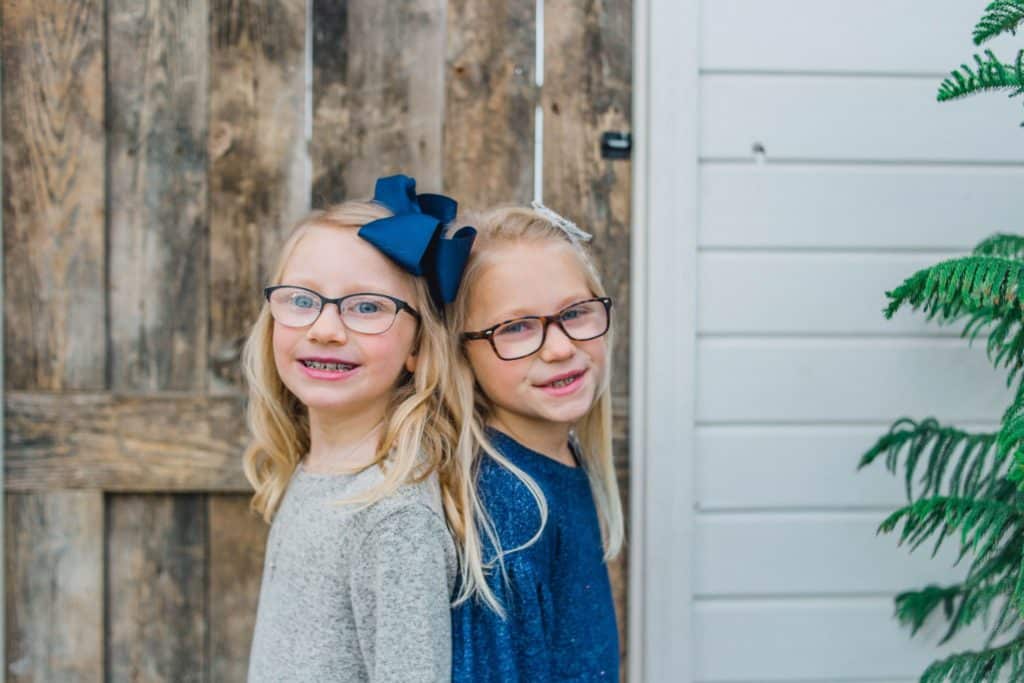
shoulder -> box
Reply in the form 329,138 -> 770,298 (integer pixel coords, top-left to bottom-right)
350,471 -> 454,562
475,454 -> 550,559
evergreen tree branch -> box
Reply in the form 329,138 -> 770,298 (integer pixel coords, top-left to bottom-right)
878,497 -> 1022,563
973,0 -> 1024,45
974,234 -> 1024,262
859,419 -> 1004,501
919,632 -> 1024,682
938,50 -> 1024,103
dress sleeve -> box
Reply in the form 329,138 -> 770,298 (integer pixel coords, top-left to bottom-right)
451,553 -> 556,683
349,504 -> 455,682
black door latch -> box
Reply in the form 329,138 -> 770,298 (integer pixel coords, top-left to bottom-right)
601,131 -> 631,160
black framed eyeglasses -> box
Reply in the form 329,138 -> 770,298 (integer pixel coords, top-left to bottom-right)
264,285 -> 420,334
463,297 -> 612,360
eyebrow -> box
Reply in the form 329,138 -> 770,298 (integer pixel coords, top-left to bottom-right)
488,292 -> 596,322
278,280 -> 404,297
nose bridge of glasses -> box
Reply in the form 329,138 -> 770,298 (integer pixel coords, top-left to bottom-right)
308,297 -> 347,332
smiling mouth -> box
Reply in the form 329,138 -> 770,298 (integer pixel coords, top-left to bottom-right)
540,370 -> 585,388
301,360 -> 357,372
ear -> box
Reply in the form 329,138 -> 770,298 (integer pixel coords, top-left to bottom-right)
405,350 -> 418,374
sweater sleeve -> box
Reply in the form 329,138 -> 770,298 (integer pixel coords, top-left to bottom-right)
349,504 -> 454,682
451,554 -> 556,683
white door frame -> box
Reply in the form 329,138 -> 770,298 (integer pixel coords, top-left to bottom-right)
629,0 -> 699,680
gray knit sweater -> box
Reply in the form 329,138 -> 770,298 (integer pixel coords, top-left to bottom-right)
247,463 -> 456,682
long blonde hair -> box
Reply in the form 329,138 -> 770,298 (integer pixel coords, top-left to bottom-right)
242,201 -> 458,522
444,206 -> 624,615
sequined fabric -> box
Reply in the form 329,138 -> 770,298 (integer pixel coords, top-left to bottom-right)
451,429 -> 619,682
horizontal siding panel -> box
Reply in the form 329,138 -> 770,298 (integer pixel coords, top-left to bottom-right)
701,75 -> 1024,162
698,253 -> 956,334
697,339 -> 1013,423
699,425 -> 913,509
697,424 -> 1001,510
700,164 -> 1023,249
694,598 -> 990,681
695,513 -> 967,596
701,0 -> 1016,74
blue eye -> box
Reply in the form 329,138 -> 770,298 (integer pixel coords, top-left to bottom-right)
291,294 -> 317,309
355,301 -> 381,314
496,319 -> 538,337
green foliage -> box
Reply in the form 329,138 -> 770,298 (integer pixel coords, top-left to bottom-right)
861,5 -> 1024,681
919,635 -> 1024,682
859,419 -> 1003,501
937,50 -> 1024,103
974,234 -> 1024,261
884,256 -> 1024,384
973,0 -> 1024,45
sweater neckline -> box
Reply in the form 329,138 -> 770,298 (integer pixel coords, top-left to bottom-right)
485,427 -> 587,476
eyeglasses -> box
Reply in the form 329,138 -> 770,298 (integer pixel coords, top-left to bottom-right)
264,285 -> 420,334
463,297 -> 612,360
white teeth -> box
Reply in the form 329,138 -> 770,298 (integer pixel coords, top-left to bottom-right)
302,360 -> 355,371
549,375 -> 577,388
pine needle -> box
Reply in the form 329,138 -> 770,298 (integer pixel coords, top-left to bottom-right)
973,0 -> 1024,45
937,50 -> 1024,102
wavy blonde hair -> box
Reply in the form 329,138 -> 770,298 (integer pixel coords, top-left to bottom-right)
444,206 -> 624,616
242,201 -> 458,522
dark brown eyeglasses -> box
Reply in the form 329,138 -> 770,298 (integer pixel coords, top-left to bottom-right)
463,297 -> 612,360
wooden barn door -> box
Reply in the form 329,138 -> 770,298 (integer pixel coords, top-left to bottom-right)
1,1 -> 631,680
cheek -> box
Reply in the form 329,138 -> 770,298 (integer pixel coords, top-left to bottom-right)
271,324 -> 300,366
467,346 -> 529,397
362,326 -> 417,371
584,338 -> 609,369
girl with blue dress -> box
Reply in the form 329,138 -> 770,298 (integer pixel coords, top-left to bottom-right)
445,204 -> 625,681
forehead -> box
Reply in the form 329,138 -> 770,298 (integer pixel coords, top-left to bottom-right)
467,241 -> 593,325
280,224 -> 416,299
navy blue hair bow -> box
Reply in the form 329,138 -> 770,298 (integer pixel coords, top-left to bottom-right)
358,174 -> 476,306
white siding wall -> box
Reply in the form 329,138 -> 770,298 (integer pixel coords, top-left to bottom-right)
690,1 -> 1024,681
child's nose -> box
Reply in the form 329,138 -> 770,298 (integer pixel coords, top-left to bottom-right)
306,303 -> 349,343
539,322 -> 575,361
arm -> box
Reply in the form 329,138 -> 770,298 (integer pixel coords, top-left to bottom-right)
350,504 -> 455,683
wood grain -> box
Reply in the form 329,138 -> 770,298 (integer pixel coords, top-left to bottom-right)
312,0 -> 445,204
107,494 -> 207,682
5,492 -> 104,682
107,0 -> 210,392
1,0 -> 106,391
4,392 -> 248,492
208,496 -> 269,682
443,0 -> 537,207
209,0 -> 309,393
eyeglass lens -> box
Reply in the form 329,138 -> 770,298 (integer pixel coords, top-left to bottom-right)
492,299 -> 608,359
267,287 -> 400,334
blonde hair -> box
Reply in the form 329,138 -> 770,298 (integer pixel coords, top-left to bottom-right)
444,206 -> 624,615
242,201 -> 457,522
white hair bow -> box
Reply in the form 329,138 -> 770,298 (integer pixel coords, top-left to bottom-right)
530,201 -> 593,244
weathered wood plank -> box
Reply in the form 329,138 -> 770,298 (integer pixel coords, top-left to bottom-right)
5,492 -> 103,682
312,0 -> 445,203
4,392 -> 248,492
107,0 -> 210,391
209,0 -> 309,393
2,0 -> 106,391
543,2 -> 632,675
443,0 -> 536,207
542,0 -> 632,401
209,496 -> 269,682
107,494 -> 207,682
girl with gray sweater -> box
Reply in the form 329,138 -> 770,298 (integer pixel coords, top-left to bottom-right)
244,176 -> 475,682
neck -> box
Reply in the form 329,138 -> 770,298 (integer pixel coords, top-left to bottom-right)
305,404 -> 386,472
488,409 -> 575,467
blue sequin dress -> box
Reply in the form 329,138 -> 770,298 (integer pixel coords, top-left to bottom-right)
451,429 -> 619,682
